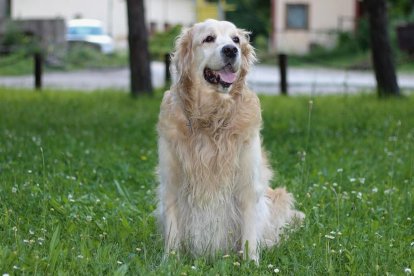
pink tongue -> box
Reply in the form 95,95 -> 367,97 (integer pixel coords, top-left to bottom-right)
218,68 -> 237,83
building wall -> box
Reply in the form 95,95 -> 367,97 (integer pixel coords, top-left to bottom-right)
11,0 -> 195,49
272,0 -> 356,54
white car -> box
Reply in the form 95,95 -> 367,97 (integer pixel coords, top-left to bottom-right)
66,19 -> 114,54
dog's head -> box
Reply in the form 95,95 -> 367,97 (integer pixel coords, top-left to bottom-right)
171,19 -> 256,95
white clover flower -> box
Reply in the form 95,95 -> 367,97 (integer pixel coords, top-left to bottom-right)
404,268 -> 412,274
191,266 -> 196,270
372,187 -> 378,193
11,187 -> 17,193
274,268 -> 280,273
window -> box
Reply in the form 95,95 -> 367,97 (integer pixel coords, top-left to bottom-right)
286,4 -> 309,30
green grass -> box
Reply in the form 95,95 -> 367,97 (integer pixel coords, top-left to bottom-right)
0,88 -> 413,274
0,48 -> 128,76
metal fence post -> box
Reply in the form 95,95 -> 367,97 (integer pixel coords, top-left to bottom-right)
165,53 -> 171,84
34,52 -> 43,90
278,53 -> 288,95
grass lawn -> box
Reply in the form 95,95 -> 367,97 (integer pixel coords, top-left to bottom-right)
0,88 -> 413,275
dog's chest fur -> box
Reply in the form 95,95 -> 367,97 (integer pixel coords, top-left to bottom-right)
158,90 -> 262,254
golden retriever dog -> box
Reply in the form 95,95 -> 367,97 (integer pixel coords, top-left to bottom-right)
156,19 -> 304,263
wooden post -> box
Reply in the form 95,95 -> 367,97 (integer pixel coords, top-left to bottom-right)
278,53 -> 288,95
34,52 -> 42,90
165,53 -> 171,84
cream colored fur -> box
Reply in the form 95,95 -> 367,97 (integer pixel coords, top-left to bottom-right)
156,19 -> 304,263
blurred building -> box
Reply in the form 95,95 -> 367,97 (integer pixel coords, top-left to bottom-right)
11,0 -> 197,49
10,0 -> 231,50
271,0 -> 360,54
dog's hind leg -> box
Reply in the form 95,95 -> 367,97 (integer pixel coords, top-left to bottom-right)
263,187 -> 305,246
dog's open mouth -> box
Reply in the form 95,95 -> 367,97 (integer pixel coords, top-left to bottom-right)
203,64 -> 237,88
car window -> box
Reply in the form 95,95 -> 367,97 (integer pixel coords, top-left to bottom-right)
68,26 -> 104,36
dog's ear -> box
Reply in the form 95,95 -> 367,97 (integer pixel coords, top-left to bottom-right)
171,27 -> 193,88
238,29 -> 257,79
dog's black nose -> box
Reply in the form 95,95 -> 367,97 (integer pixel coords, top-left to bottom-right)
222,45 -> 238,59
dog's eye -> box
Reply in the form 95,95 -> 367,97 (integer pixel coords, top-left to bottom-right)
203,35 -> 215,43
232,36 -> 240,44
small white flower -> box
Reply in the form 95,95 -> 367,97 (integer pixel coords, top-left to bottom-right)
359,178 -> 366,184
11,187 -> 17,193
86,215 -> 92,222
12,266 -> 19,270
404,268 -> 412,274
136,247 -> 142,252
274,268 -> 280,273
410,241 -> 414,247
29,229 -> 34,235
28,170 -> 32,174
372,187 -> 378,193
117,261 -> 123,265
233,261 -> 240,266
357,192 -> 363,200
268,264 -> 274,268
68,194 -> 75,202
349,178 -> 356,182
3,273 -> 10,276
337,168 -> 343,173
222,254 -> 230,258
325,235 -> 335,240
191,266 -> 196,270
77,255 -> 84,259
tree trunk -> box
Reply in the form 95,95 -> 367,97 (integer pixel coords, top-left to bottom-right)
366,0 -> 400,97
126,0 -> 153,96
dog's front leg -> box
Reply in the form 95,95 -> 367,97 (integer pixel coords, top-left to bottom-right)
239,133 -> 272,264
241,201 -> 259,263
158,136 -> 180,257
163,193 -> 179,254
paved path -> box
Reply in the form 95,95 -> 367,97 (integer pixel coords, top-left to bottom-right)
1,61 -> 414,95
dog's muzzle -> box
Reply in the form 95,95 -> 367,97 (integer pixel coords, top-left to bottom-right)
204,44 -> 239,88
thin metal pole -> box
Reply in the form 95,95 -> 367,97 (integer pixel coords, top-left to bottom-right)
278,53 -> 288,95
34,52 -> 42,90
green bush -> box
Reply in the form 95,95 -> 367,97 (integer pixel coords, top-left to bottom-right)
149,25 -> 181,60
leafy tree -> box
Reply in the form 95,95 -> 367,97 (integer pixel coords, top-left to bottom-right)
226,0 -> 270,42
